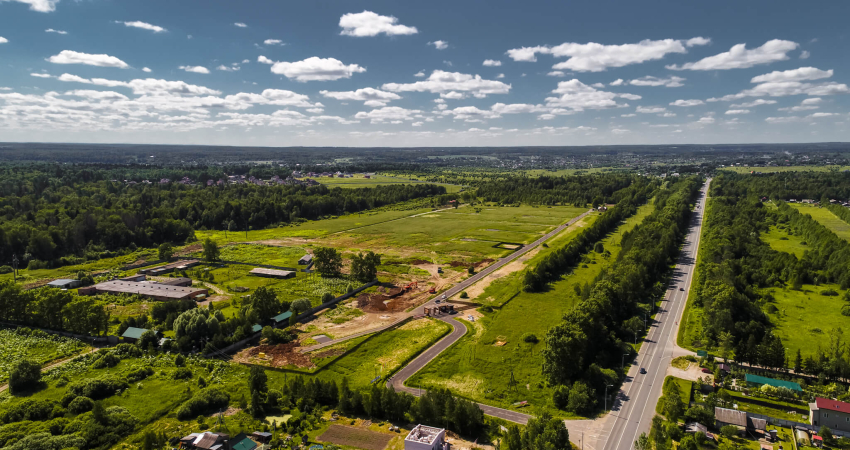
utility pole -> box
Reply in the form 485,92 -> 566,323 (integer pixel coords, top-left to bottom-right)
604,384 -> 613,411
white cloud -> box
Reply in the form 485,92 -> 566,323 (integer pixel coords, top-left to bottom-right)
339,11 -> 417,37
45,28 -> 66,34
730,99 -> 776,108
270,57 -> 365,82
636,106 -> 666,113
2,0 -> 58,12
264,39 -> 284,46
57,74 -> 223,96
57,73 -> 89,83
697,116 -> 715,124
483,59 -> 502,67
414,71 -> 425,77
708,81 -> 850,101
216,65 -> 240,72
629,75 -> 685,87
544,79 -> 637,111
750,67 -> 833,84
506,38 -> 708,72
667,39 -> 798,70
31,73 -> 51,78
802,97 -> 822,105
258,55 -> 274,65
621,113 -> 636,117
383,70 -> 511,98
48,50 -> 129,68
611,128 -> 630,134
234,22 -> 247,28
686,37 -> 711,47
320,88 -> 401,106
496,73 -> 505,79
811,112 -> 837,118
440,91 -> 465,99
547,71 -> 565,77
429,40 -> 448,50
610,79 -> 624,86
669,99 -> 704,107
179,65 -> 209,74
142,67 -> 152,73
800,50 -> 810,60
725,109 -> 750,115
118,21 -> 166,33
591,83 -> 605,88
778,97 -> 823,112
355,106 -> 421,123
619,93 -> 641,100
659,112 -> 677,117
0,37 -> 7,44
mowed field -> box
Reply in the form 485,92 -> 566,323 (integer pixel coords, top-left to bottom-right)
407,202 -> 654,414
315,174 -> 463,193
790,204 -> 850,241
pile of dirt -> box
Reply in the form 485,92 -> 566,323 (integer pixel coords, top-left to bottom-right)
176,242 -> 203,256
410,259 -> 430,265
312,347 -> 345,361
235,342 -> 314,368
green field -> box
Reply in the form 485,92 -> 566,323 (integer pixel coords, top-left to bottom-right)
407,202 -> 654,414
0,248 -> 159,285
761,225 -> 809,258
790,204 -> 850,242
193,243 -> 307,268
656,377 -> 692,414
722,165 -> 850,174
765,283 -> 850,356
315,174 -> 463,193
0,328 -> 89,383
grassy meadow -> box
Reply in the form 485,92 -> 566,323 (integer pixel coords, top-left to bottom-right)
790,203 -> 850,242
316,174 -> 464,193
407,202 -> 655,415
0,328 -> 89,383
761,225 -> 809,258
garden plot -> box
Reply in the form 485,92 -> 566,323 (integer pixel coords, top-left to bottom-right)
0,328 -> 88,383
318,425 -> 394,450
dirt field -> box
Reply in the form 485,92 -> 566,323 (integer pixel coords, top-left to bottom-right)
318,425 -> 394,450
460,247 -> 541,300
232,342 -> 315,368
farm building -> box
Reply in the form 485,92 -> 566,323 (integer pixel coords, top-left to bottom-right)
230,433 -> 258,450
158,277 -> 194,287
80,279 -> 208,301
249,268 -> 296,279
118,274 -> 147,282
745,374 -> 802,392
298,254 -> 313,265
810,397 -> 850,433
715,407 -> 766,432
122,327 -> 155,344
47,279 -> 80,289
405,425 -> 447,450
179,431 -> 229,449
138,259 -> 200,275
272,311 -> 293,325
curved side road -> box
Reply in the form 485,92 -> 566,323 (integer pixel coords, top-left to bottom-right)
301,210 -> 591,354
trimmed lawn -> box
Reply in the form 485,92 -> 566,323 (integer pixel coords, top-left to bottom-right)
408,202 -> 655,415
656,376 -> 692,414
790,204 -> 850,242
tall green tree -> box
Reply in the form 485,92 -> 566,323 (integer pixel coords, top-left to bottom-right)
202,238 -> 220,262
313,247 -> 342,277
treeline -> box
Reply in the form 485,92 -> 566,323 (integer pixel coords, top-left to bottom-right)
0,280 -> 109,336
541,177 -> 701,412
522,177 -> 658,291
827,203 -> 850,227
0,165 -> 445,267
475,173 -> 640,206
722,171 -> 850,201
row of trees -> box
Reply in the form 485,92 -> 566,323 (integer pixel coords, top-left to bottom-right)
541,178 -> 701,411
0,280 -> 109,336
475,173 -> 640,206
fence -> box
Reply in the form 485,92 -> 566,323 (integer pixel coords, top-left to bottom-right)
747,412 -> 850,438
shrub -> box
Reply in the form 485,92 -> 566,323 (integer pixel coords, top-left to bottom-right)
821,289 -> 839,296
113,343 -> 143,358
126,367 -> 154,383
91,352 -> 121,369
522,333 -> 539,344
9,360 -> 41,394
0,398 -> 58,423
67,376 -> 128,400
175,387 -> 230,420
262,326 -> 295,345
0,265 -> 12,274
172,367 -> 193,380
459,291 -> 469,299
67,396 -> 95,414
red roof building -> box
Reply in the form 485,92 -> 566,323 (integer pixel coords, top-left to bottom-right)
810,397 -> 850,433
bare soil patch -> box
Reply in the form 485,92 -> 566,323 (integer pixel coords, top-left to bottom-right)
232,342 -> 314,368
318,425 -> 394,450
461,247 -> 542,300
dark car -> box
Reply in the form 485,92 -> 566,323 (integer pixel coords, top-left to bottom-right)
679,287 -> 684,291
639,368 -> 647,374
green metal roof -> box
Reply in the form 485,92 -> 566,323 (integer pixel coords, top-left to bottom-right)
230,434 -> 257,450
252,324 -> 262,333
121,327 -> 150,340
272,311 -> 293,323
745,374 -> 802,391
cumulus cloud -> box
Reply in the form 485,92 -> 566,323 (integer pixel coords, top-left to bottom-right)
547,71 -> 565,77
264,39 -> 284,46
621,113 -> 636,117
429,40 -> 448,50
800,50 -> 810,60
667,39 -> 798,70
216,65 -> 240,72
506,38 -> 708,72
778,97 -> 822,112
31,73 -> 51,78
414,71 -> 425,77
382,70 -> 511,98
45,28 -> 66,34
670,99 -> 704,107
320,88 -> 401,106
544,79 -> 638,111
483,59 -> 502,67
750,67 -> 833,83
48,50 -> 129,68
57,73 -> 223,96
636,106 -> 666,113
629,75 -> 685,87
179,65 -> 209,74
610,79 -> 624,86
686,37 -> 711,47
270,57 -> 365,82
118,21 -> 166,33
339,11 -> 417,37
496,73 -> 505,79
234,22 -> 247,27
142,67 -> 152,73
730,99 -> 776,108
258,55 -> 273,65
0,37 -> 7,44
708,81 -> 850,101
802,97 -> 823,105
1,0 -> 58,12
355,106 -> 421,123
725,109 -> 750,115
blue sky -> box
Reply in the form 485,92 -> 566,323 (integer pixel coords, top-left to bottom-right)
1,0 -> 849,147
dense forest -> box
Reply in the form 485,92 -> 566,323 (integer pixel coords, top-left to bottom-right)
0,164 -> 447,268
539,177 -> 701,412
475,173 -> 640,206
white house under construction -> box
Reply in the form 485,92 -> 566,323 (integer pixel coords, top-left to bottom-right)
404,425 -> 449,450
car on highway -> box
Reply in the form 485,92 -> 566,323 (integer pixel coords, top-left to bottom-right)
701,368 -> 712,374
639,368 -> 647,374
435,299 -> 441,304
679,287 -> 684,291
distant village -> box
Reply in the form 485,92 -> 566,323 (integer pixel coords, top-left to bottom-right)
117,171 -> 375,188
